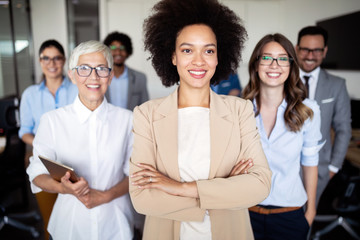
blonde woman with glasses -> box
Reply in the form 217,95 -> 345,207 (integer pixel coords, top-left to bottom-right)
27,40 -> 135,240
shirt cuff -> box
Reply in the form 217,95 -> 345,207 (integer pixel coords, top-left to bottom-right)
328,165 -> 339,173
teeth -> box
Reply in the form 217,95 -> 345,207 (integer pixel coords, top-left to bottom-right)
189,71 -> 205,75
87,85 -> 100,89
268,73 -> 280,77
305,60 -> 315,64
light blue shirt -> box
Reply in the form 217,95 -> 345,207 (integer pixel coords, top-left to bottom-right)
19,77 -> 78,138
255,98 -> 323,207
108,66 -> 128,109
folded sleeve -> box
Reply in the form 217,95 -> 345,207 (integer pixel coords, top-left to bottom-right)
19,88 -> 35,138
301,100 -> 324,166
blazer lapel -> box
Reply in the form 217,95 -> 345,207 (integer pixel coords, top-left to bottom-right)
153,89 -> 181,181
209,91 -> 233,178
153,89 -> 233,180
315,69 -> 327,103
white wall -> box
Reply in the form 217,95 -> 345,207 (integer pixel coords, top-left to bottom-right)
31,0 -> 360,99
99,0 -> 176,99
224,0 -> 360,100
99,0 -> 360,100
30,0 -> 69,83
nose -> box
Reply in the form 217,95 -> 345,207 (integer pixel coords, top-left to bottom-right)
113,48 -> 121,53
305,50 -> 315,59
89,68 -> 99,80
269,59 -> 279,68
192,52 -> 205,66
48,58 -> 56,66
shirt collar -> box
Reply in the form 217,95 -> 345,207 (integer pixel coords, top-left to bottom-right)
113,66 -> 128,80
253,98 -> 287,112
300,67 -> 320,80
39,80 -> 46,90
73,95 -> 108,124
39,76 -> 68,91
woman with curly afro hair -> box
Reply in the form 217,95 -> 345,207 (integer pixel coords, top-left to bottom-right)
129,0 -> 272,239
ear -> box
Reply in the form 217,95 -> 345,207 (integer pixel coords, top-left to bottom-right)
323,46 -> 328,58
107,71 -> 114,86
172,52 -> 176,66
68,70 -> 76,85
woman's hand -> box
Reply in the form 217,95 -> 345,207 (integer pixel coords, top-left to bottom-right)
77,189 -> 107,209
60,171 -> 89,198
131,163 -> 198,198
305,207 -> 316,226
228,159 -> 253,177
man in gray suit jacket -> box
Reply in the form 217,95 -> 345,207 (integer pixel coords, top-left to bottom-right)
104,31 -> 149,111
296,26 -> 352,205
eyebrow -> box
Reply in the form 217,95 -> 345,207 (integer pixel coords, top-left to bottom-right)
262,52 -> 288,56
179,42 -> 217,48
78,63 -> 108,67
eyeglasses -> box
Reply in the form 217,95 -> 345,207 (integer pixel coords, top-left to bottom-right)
298,47 -> 325,56
109,45 -> 126,51
258,56 -> 293,67
73,65 -> 112,78
40,56 -> 64,64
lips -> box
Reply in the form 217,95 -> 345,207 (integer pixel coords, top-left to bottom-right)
267,72 -> 280,78
189,70 -> 206,78
47,68 -> 58,73
304,59 -> 316,64
113,55 -> 122,61
86,84 -> 100,89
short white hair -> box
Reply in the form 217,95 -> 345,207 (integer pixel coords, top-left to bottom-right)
68,40 -> 113,70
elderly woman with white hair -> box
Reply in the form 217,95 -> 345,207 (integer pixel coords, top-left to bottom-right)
26,40 -> 134,240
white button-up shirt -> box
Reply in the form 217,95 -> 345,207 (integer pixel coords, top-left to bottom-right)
299,67 -> 320,101
27,96 -> 134,240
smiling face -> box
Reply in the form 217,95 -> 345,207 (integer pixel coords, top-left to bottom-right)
40,46 -> 65,80
172,24 -> 218,91
110,40 -> 129,67
257,41 -> 290,89
296,34 -> 328,73
68,51 -> 113,111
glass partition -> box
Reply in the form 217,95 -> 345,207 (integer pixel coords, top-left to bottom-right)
0,0 -> 34,99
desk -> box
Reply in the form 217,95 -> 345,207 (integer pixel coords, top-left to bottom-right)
346,129 -> 360,168
346,147 -> 360,168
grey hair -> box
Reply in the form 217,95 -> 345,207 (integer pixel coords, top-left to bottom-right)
68,40 -> 113,70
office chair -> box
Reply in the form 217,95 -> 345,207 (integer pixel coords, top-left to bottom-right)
312,164 -> 360,240
0,96 -> 40,238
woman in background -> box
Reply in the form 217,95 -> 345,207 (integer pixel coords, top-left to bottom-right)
243,33 -> 323,240
129,0 -> 271,239
19,39 -> 77,146
18,39 -> 78,239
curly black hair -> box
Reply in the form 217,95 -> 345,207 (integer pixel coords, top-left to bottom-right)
103,31 -> 133,56
143,0 -> 247,87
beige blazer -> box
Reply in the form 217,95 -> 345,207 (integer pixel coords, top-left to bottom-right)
129,88 -> 271,240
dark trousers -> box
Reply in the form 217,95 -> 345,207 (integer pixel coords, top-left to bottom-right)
250,207 -> 309,240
